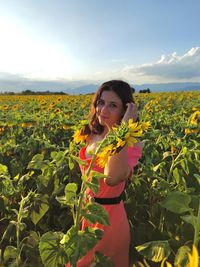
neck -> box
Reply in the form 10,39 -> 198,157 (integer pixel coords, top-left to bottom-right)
101,125 -> 111,139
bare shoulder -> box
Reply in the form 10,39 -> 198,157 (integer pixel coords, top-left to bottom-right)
86,133 -> 95,145
85,133 -> 103,155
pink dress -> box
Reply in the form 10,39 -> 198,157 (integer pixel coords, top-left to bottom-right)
66,144 -> 143,267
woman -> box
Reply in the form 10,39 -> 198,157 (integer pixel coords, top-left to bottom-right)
67,80 -> 143,267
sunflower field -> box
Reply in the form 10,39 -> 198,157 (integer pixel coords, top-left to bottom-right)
0,91 -> 199,267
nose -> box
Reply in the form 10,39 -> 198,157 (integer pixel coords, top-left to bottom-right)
100,104 -> 109,114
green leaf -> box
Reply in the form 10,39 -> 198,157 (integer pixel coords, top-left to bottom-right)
180,214 -> 198,229
82,203 -> 110,226
194,174 -> 200,185
51,151 -> 67,166
174,245 -> 190,266
158,178 -> 171,191
85,181 -> 99,195
30,195 -> 49,225
162,151 -> 171,160
27,154 -> 47,170
94,251 -> 115,267
81,227 -> 103,253
85,177 -> 100,195
135,240 -> 171,262
3,246 -> 18,262
38,174 -> 50,187
0,164 -> 8,175
0,197 -> 5,212
19,222 -> 26,232
81,175 -> 87,181
180,159 -> 190,175
182,147 -> 188,154
68,157 -> 74,170
160,191 -> 192,214
64,183 -> 78,206
61,226 -> 103,266
153,162 -> 165,172
76,228 -> 103,259
84,171 -> 107,194
90,171 -> 108,179
173,167 -> 180,184
70,155 -> 86,166
39,231 -> 68,267
60,226 -> 77,248
60,226 -> 79,266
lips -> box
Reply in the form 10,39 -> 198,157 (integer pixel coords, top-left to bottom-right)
100,115 -> 109,120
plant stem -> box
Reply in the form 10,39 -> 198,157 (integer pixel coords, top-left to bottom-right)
167,149 -> 183,182
16,197 -> 23,267
74,154 -> 96,231
74,138 -> 106,231
72,154 -> 97,267
71,135 -> 115,266
193,201 -> 200,247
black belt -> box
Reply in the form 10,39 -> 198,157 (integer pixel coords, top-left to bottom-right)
93,194 -> 122,205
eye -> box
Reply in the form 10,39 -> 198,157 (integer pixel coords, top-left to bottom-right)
109,103 -> 117,108
96,99 -> 104,106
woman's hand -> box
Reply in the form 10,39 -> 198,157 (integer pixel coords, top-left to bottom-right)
122,102 -> 138,124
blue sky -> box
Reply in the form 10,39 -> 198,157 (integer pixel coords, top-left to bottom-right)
0,0 -> 200,90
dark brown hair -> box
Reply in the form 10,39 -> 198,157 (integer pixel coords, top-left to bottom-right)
83,80 -> 136,135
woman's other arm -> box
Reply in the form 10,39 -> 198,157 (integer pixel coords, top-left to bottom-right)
104,102 -> 142,186
104,143 -> 131,186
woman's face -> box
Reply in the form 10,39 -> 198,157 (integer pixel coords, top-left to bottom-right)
96,90 -> 124,128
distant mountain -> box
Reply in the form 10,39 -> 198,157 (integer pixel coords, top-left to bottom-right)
66,84 -> 99,94
66,82 -> 200,94
133,82 -> 200,92
0,79 -> 200,94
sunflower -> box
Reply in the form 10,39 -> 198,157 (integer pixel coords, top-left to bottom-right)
73,126 -> 88,144
55,108 -> 61,113
124,132 -> 138,147
187,245 -> 199,267
115,137 -> 126,149
164,244 -> 199,267
95,119 -> 150,167
0,127 -> 5,134
57,97 -> 62,102
185,128 -> 199,134
190,111 -> 200,126
96,144 -> 116,168
124,119 -> 147,146
141,121 -> 151,131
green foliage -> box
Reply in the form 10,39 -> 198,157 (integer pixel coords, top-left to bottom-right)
160,191 -> 192,214
135,240 -> 171,262
81,203 -> 110,226
0,92 -> 200,266
39,231 -> 68,267
93,251 -> 115,266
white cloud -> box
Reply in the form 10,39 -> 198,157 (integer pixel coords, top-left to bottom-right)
0,71 -> 90,92
1,46 -> 200,91
122,47 -> 200,83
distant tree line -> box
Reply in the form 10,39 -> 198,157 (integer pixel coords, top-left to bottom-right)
131,87 -> 151,93
0,87 -> 151,95
0,90 -> 67,95
139,88 -> 151,93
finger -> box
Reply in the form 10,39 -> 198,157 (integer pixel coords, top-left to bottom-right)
126,102 -> 136,111
131,102 -> 137,110
126,103 -> 132,110
128,103 -> 137,114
